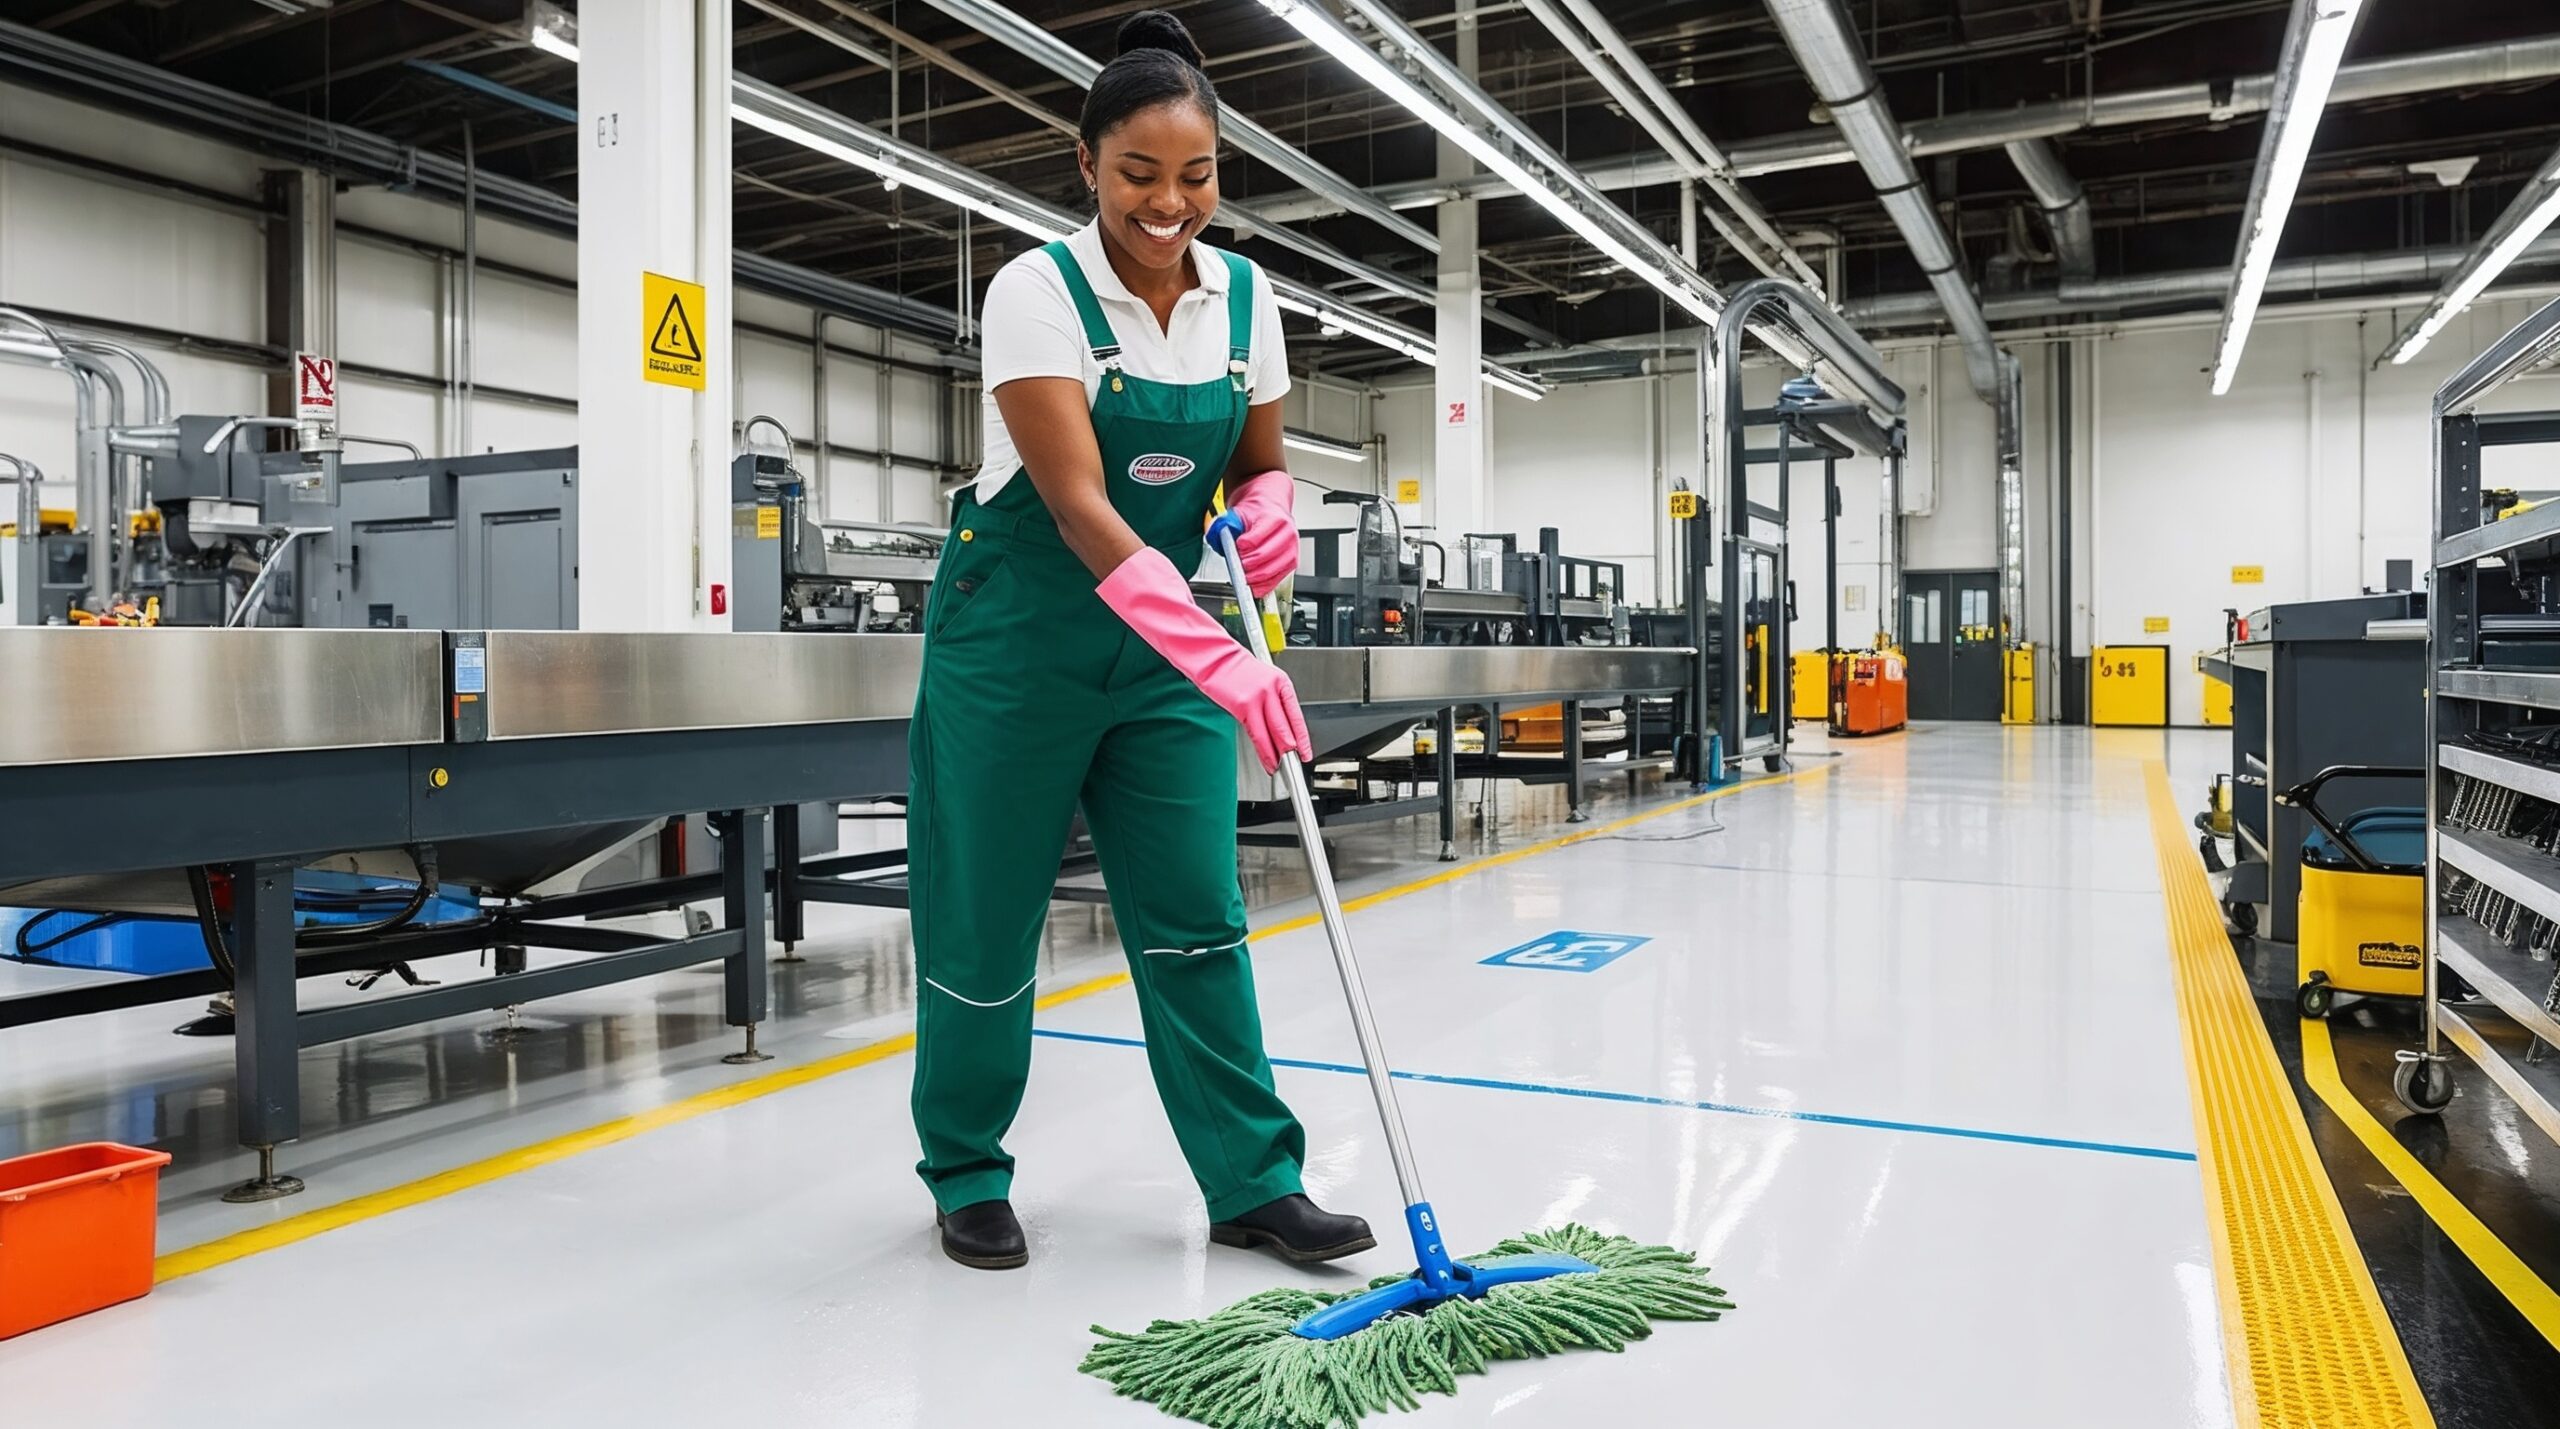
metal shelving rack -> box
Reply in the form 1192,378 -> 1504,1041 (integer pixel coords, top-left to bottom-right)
2414,296 -> 2560,1121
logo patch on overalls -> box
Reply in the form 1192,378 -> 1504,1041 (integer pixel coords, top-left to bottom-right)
1129,453 -> 1194,485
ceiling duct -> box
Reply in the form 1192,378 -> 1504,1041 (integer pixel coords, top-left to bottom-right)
2004,139 -> 2096,282
1763,0 -> 2004,397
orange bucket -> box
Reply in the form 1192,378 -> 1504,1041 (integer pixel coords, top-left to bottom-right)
0,1142 -> 174,1339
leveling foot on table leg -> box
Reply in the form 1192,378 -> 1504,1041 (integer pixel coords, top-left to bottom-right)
1567,809 -> 1590,824
222,1145 -> 306,1204
484,1005 -> 538,1044
722,1025 -> 774,1065
1438,842 -> 1458,863
774,941 -> 806,964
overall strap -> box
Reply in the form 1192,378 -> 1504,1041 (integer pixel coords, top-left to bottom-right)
1042,240 -> 1121,367
1221,250 -> 1255,395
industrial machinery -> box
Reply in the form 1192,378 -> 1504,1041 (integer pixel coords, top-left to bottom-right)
1290,489 -> 1422,646
728,428 -> 942,634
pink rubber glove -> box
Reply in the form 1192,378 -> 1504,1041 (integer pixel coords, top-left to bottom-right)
1226,470 -> 1299,598
1096,547 -> 1313,772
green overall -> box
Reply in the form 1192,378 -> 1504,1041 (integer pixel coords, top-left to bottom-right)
908,241 -> 1307,1219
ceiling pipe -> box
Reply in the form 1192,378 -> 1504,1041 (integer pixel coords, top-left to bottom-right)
1246,34 -> 2560,221
1764,0 -> 2003,398
2004,138 -> 2096,282
1840,230 -> 2560,326
1729,32 -> 2560,176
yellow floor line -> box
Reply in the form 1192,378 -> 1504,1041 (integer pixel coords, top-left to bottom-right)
158,762 -> 1823,1284
2299,1015 -> 2560,1351
2143,760 -> 2433,1429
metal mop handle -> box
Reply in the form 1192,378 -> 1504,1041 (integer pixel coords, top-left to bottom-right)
1214,533 -> 1430,1211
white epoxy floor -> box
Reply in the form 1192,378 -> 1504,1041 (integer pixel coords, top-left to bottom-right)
0,727 -> 2233,1428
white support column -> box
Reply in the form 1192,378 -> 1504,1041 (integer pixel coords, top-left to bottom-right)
1433,0 -> 1488,552
577,0 -> 734,631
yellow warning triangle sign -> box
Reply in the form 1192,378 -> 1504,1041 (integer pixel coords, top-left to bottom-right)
650,292 -> 703,362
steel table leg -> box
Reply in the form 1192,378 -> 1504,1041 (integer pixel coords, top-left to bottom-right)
1564,698 -> 1589,823
720,809 -> 773,1064
224,858 -> 305,1203
771,803 -> 806,963
1435,707 -> 1458,861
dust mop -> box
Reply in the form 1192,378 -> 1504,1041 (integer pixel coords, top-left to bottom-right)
1077,521 -> 1732,1429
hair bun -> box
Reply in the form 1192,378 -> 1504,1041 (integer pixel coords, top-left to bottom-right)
1116,10 -> 1204,67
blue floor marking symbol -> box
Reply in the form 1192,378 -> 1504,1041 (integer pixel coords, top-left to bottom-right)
1480,930 -> 1650,973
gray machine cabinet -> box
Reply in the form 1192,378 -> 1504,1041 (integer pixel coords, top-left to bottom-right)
2228,592 -> 2425,942
293,448 -> 578,631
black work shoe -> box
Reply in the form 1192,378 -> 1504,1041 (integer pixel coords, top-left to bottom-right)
1210,1193 -> 1376,1263
936,1199 -> 1028,1270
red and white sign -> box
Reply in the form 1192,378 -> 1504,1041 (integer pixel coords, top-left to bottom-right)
1444,400 -> 1469,427
295,352 -> 337,424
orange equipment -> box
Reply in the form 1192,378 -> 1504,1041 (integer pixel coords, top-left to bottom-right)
1832,652 -> 1907,736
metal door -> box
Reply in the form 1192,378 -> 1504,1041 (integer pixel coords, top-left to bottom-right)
1948,570 -> 2005,720
1905,570 -> 2004,721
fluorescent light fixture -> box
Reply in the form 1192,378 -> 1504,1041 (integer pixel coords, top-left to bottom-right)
2389,157 -> 2560,364
2210,0 -> 2364,395
526,0 -> 579,62
1260,0 -> 1719,328
529,26 -> 580,63
732,105 -> 1074,243
1484,367 -> 1547,402
1283,429 -> 1368,463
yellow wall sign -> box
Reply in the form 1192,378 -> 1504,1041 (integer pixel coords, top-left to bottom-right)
643,271 -> 708,390
1395,478 -> 1421,505
1668,490 -> 1700,519
755,505 -> 781,540
2231,564 -> 2264,584
2143,615 -> 2170,633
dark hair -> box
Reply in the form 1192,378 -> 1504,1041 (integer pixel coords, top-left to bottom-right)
1079,11 -> 1217,153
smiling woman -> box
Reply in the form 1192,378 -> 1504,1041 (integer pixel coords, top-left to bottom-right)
903,12 -> 1371,1275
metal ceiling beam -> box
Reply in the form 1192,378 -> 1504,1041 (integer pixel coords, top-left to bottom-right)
908,0 -> 1440,255
1252,33 -> 2560,219
1526,0 -> 1823,291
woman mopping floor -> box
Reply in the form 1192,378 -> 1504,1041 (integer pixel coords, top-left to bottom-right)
906,10 -> 1372,1272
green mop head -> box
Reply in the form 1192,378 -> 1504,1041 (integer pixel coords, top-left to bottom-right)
1080,1224 -> 1731,1429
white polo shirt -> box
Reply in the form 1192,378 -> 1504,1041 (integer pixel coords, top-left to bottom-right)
971,221 -> 1290,501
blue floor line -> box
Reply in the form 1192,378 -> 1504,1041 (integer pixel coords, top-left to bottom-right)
1030,1027 -> 2199,1164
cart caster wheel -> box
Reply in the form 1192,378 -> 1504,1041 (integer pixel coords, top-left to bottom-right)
2297,975 -> 2333,1020
2197,832 -> 2227,874
2224,900 -> 2257,937
2393,1055 -> 2455,1115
